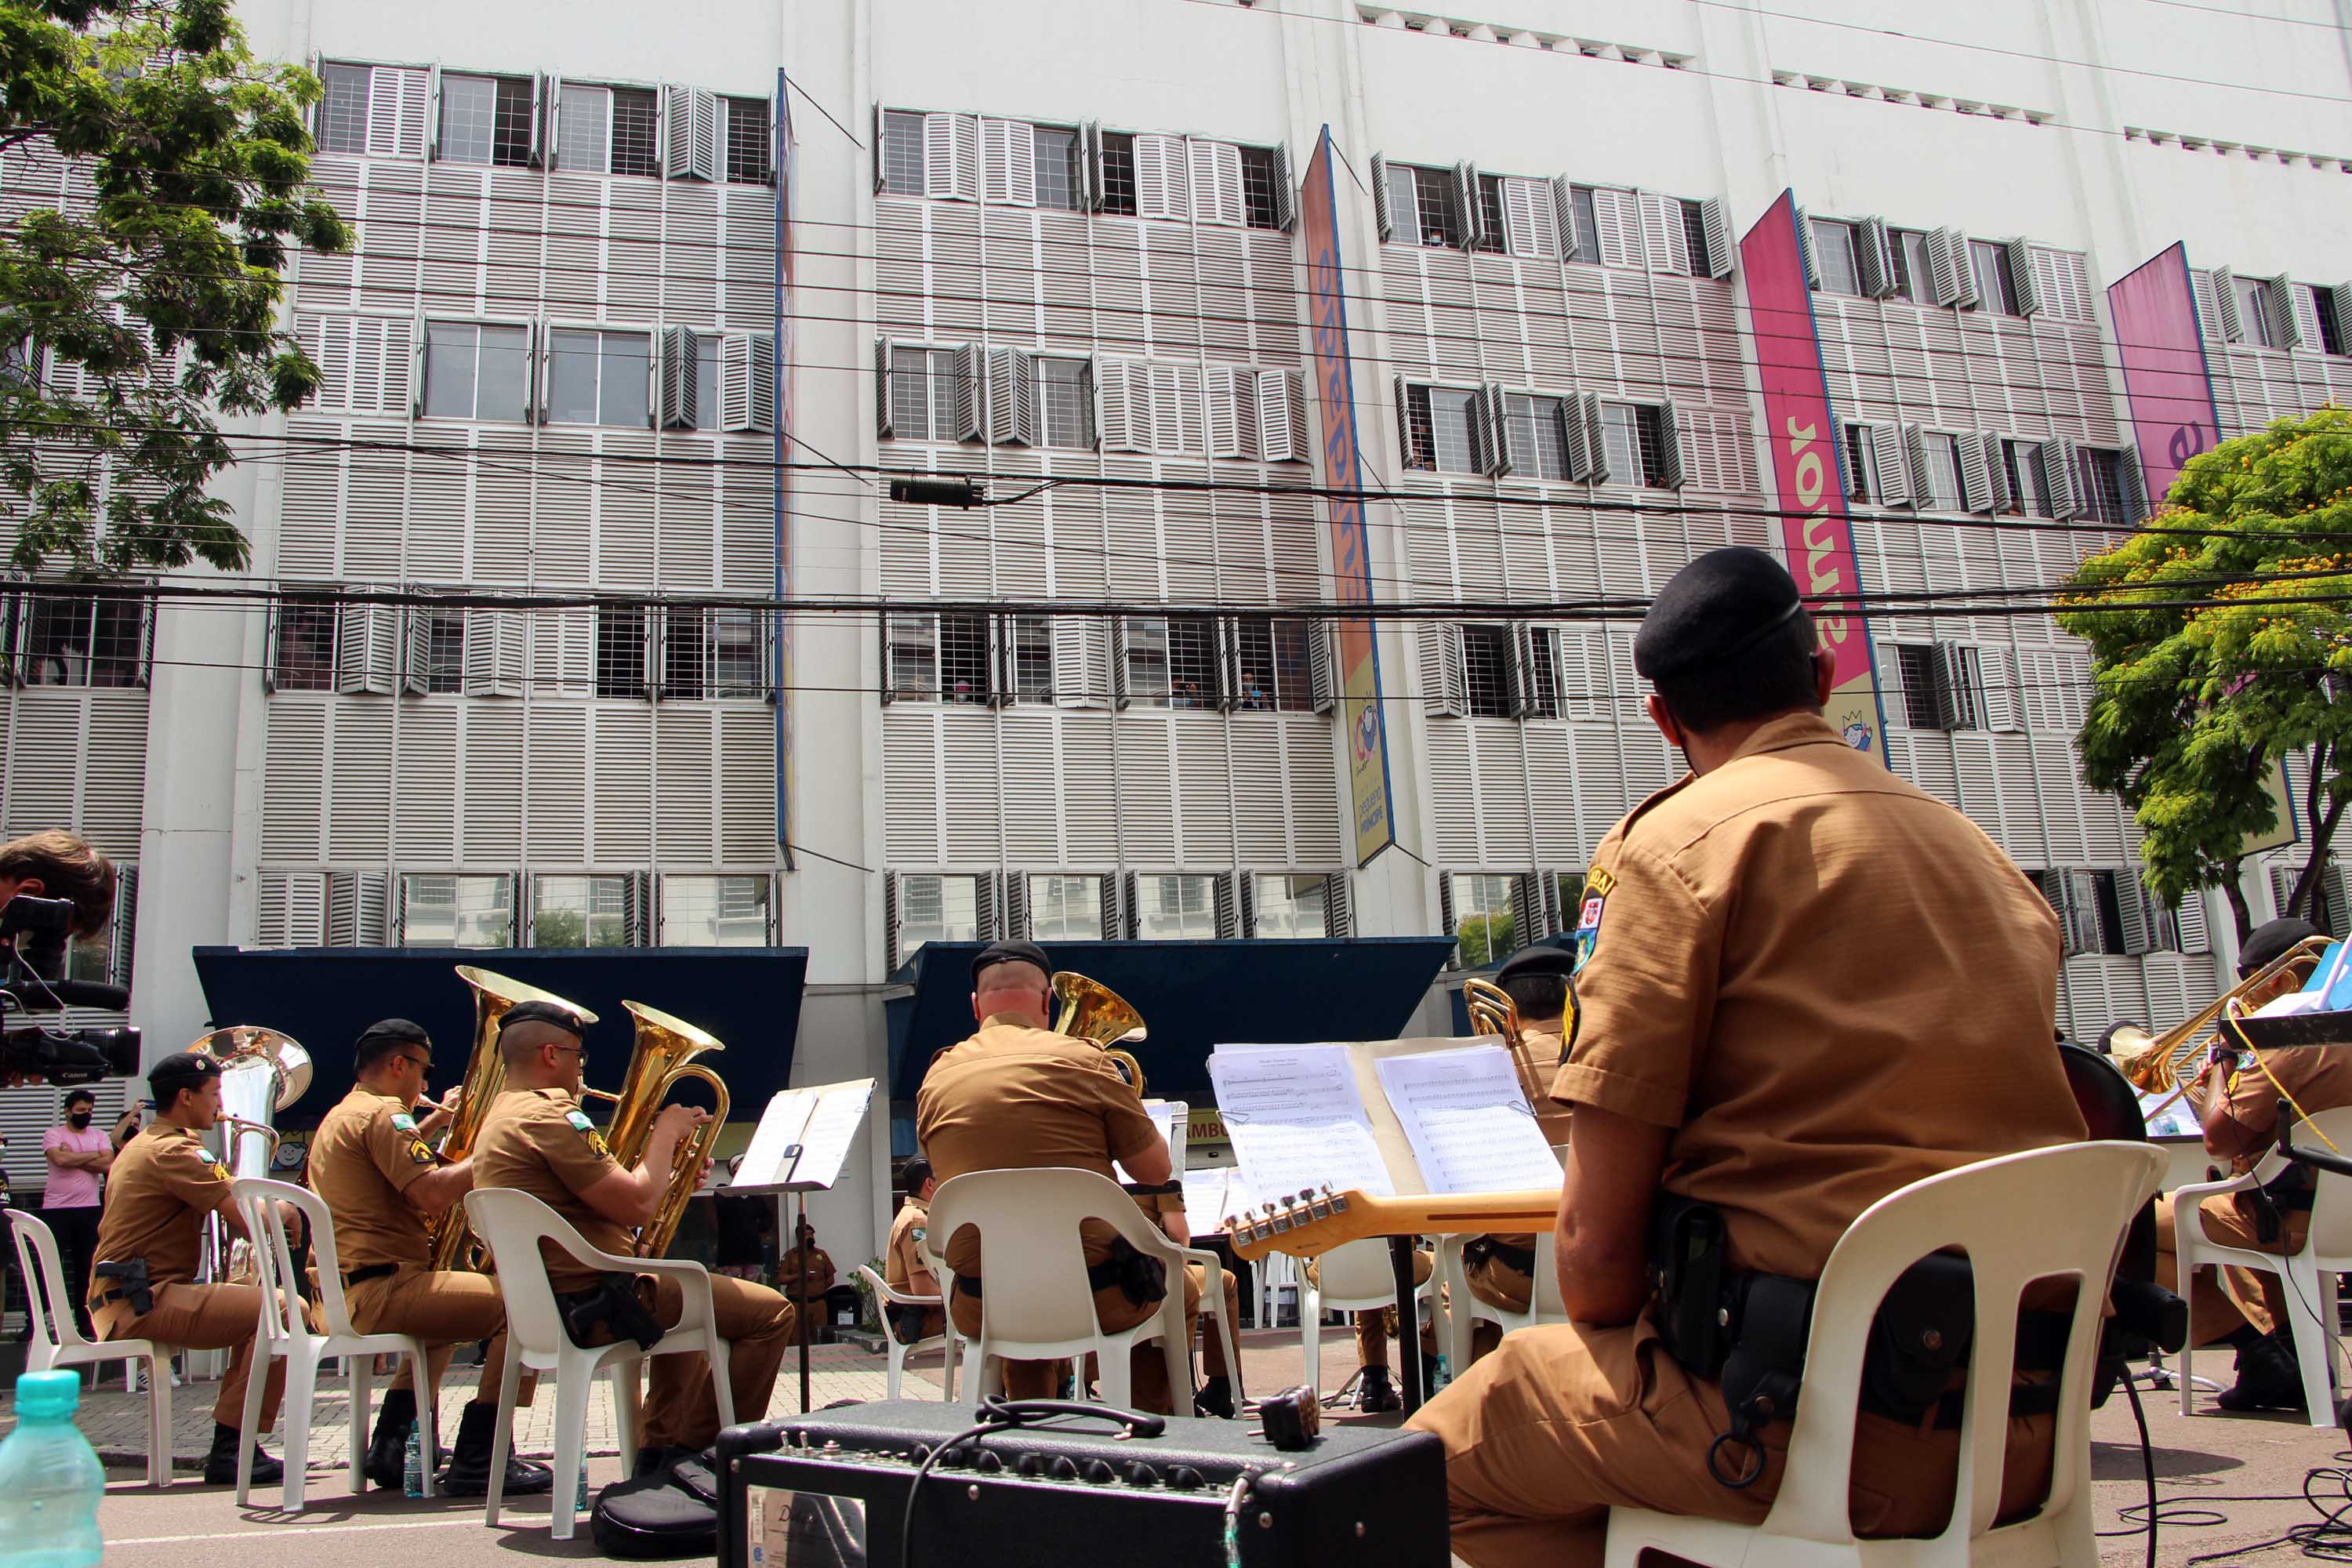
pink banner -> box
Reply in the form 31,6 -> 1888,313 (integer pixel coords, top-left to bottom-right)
1738,191 -> 1887,763
2108,243 -> 2220,514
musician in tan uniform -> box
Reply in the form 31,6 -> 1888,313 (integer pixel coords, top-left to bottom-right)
1129,1177 -> 1242,1416
883,1158 -> 945,1343
1407,548 -> 2091,1568
916,939 -> 1199,1414
88,1050 -> 297,1485
471,1000 -> 797,1465
2153,916 -> 2347,1412
307,1018 -> 552,1496
778,1218 -> 836,1341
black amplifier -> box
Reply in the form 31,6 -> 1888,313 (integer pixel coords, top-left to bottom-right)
714,1399 -> 1449,1568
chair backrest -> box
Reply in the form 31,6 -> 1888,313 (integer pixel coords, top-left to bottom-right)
230,1178 -> 337,1345
7,1209 -> 88,1352
1303,1236 -> 1399,1305
2280,1105 -> 2352,1260
463,1187 -> 622,1361
1760,1141 -> 2165,1552
924,1168 -> 1176,1355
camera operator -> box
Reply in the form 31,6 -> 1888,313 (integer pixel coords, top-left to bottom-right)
0,830 -> 123,1089
0,830 -> 116,949
40,1089 -> 110,1338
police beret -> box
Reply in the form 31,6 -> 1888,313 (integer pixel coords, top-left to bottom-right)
147,1049 -> 221,1101
1632,546 -> 1804,681
497,999 -> 586,1036
1495,946 -> 1579,984
355,1018 -> 430,1051
2240,917 -> 2325,979
971,939 -> 1053,983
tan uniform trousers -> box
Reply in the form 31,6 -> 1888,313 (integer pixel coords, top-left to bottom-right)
2154,1191 -> 2307,1345
1406,1311 -> 2059,1568
1305,1250 -> 1437,1371
95,1283 -> 287,1433
344,1267 -> 537,1407
947,1261 -> 1207,1415
631,1272 -> 797,1451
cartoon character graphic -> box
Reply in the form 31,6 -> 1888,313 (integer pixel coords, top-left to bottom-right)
1842,721 -> 1875,753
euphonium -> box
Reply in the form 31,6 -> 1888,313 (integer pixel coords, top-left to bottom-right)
429,966 -> 601,1272
188,1025 -> 311,1181
581,1001 -> 730,1260
1051,970 -> 1148,1094
2107,933 -> 2332,1094
1463,977 -> 1545,1104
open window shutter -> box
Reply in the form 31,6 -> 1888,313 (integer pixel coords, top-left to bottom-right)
1258,370 -> 1307,463
1098,873 -> 1124,942
1110,619 -> 1132,710
1552,177 -> 1582,262
400,606 -> 430,695
1370,154 -> 1394,241
1002,873 -> 1029,941
1191,140 -> 1243,227
877,613 -> 898,706
1390,373 -> 1414,470
106,866 -> 138,984
409,309 -> 428,416
2175,891 -> 2212,955
1134,133 -> 1187,221
1453,161 -> 1483,250
1560,394 -> 1594,480
1505,625 -> 1534,718
1009,349 -> 1038,445
1323,873 -> 1352,939
925,112 -> 978,201
985,347 -> 1013,444
1656,399 -> 1686,488
1094,355 -> 1129,451
1958,431 -> 1993,513
2041,439 -> 2081,519
2263,277 -> 2300,349
720,333 -> 776,433
1440,626 -> 1468,716
987,615 -> 1014,710
662,85 -> 717,181
1983,434 -> 2013,514
1926,228 -> 1969,307
1902,425 -> 1931,508
1208,366 -> 1254,459
874,337 -> 895,437
1308,621 -> 1337,713
2328,282 -> 2352,347
1497,177 -> 1543,258
1871,424 -> 1913,507
1478,383 -> 1511,477
1579,393 -> 1610,485
659,327 -> 695,430
1793,207 -> 1818,289
2117,445 -> 2149,523
1933,644 -> 1970,731
1213,617 -> 1240,712
1639,193 -> 1689,276
1874,642 -> 1906,719
872,102 -> 887,193
2006,239 -> 2041,316
1079,121 -> 1102,210
1977,645 -> 2020,731
425,66 -> 444,160
1438,873 -> 1457,956
2212,266 -> 2243,341
2117,878 -> 2153,956
1856,216 -> 1893,298
1699,197 -> 1733,279
1511,874 -> 1542,946
465,608 -> 524,697
336,594 -> 394,695
980,118 -> 1037,207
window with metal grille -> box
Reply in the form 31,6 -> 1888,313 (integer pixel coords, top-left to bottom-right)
1253,874 -> 1329,938
1679,199 -> 1709,275
422,321 -> 530,420
724,96 -> 771,183
438,73 -> 533,167
2078,448 -> 2131,528
20,595 -> 143,688
1475,174 -> 1506,253
888,613 -> 937,699
533,875 -> 633,948
940,611 -> 991,703
662,607 -> 711,699
1969,240 -> 2021,316
1035,125 -> 1081,210
273,598 -> 338,691
422,608 -> 464,693
558,84 -> 658,176
889,345 -> 963,441
1506,394 -> 1569,481
1240,145 -> 1283,229
713,608 -> 764,696
2312,285 -> 2348,357
1566,184 -> 1600,260
1893,643 -> 1981,731
1138,874 -> 1217,938
1810,219 -> 1860,296
881,111 -> 927,194
548,328 -> 649,426
399,873 -> 513,946
1028,874 -> 1105,940
899,873 -> 982,953
595,604 -> 649,698
1229,618 -> 1314,712
1602,403 -> 1671,488
2031,869 -> 2131,956
1462,625 -> 1512,717
1166,615 -> 1221,709
2232,275 -> 2277,347
1525,629 -> 1559,719
1998,438 -> 2049,517
1893,644 -> 1941,728
1038,357 -> 1092,448
1010,615 -> 1053,702
316,63 -> 372,154
1918,432 -> 1962,510
660,874 -> 770,946
1403,384 -> 1477,472
1889,228 -> 1932,303
1387,162 -> 1461,247
1123,617 -> 1171,704
1448,872 -> 1521,967
1843,423 -> 1878,502
1098,132 -> 1138,215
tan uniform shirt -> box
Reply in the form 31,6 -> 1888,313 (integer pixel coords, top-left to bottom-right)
471,1087 -> 626,1293
885,1198 -> 938,1297
309,1087 -> 439,1273
88,1121 -> 232,1301
1552,711 -> 2089,1279
779,1244 -> 835,1301
915,1016 -> 1162,1277
2216,1040 -> 2352,1149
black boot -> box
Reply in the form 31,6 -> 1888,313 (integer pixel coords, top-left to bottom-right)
203,1421 -> 281,1486
2217,1332 -> 2308,1412
437,1401 -> 554,1497
364,1389 -> 417,1491
1356,1367 -> 1401,1414
1193,1376 -> 1236,1419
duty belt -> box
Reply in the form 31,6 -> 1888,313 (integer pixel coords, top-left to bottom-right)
957,1255 -> 1127,1300
343,1263 -> 398,1288
1464,1236 -> 1537,1276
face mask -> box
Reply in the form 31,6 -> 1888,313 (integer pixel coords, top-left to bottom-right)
67,1112 -> 90,1131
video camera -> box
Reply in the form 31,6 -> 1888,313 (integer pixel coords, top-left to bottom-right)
0,894 -> 140,1083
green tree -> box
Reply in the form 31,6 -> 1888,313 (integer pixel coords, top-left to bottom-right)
532,909 -> 586,949
2059,407 -> 2352,938
1455,910 -> 1516,969
0,0 -> 347,575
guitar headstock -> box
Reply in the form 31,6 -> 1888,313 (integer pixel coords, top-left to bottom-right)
1221,1185 -> 1363,1261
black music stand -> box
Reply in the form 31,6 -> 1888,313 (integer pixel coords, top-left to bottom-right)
1388,1237 -> 1427,1414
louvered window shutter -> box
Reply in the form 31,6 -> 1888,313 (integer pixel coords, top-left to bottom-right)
1213,617 -> 1240,712
2005,239 -> 2041,316
1926,228 -> 1972,307
663,86 -> 717,181
877,612 -> 898,706
1958,432 -> 1993,513
1901,425 -> 1933,509
1111,619 -> 1132,710
926,112 -> 979,200
2117,446 -> 2150,524
659,327 -> 696,430
1438,873 -> 1458,954
1656,399 -> 1686,488
106,866 -> 138,984
984,347 -> 1013,445
1210,874 -> 1239,939
1079,122 -> 1102,211
1094,356 -> 1127,451
1323,873 -> 1352,939
1983,434 -> 2013,514
980,118 -> 1036,206
1191,140 -> 1243,227
873,336 -> 895,437
1257,370 -> 1307,463
409,310 -> 429,416
2263,277 -> 2300,349
1871,425 -> 1912,507
1435,626 -> 1469,717
1209,367 -> 1255,459
880,873 -> 902,972
1856,216 -> 1893,298
943,343 -> 981,441
2041,439 -> 2081,519
1551,177 -> 1582,262
2117,877 -> 2154,956
1308,621 -> 1337,713
1497,177 -> 1545,259
1560,393 -> 1595,481
1391,374 -> 1416,471
872,102 -> 886,193
1269,143 -> 1296,231
1874,642 -> 1907,720
720,334 -> 776,433
1794,207 -> 1818,289
1370,154 -> 1393,241
2212,266 -> 2242,341
1007,349 -> 1038,445
972,874 -> 1000,942
1639,193 -> 1689,275
1977,645 -> 2021,731
1577,393 -> 1609,484
1511,874 -> 1542,946
1134,133 -> 1188,220
1453,162 -> 1483,250
1699,197 -> 1733,279
1478,384 -> 1511,477
338,593 -> 395,695
2175,891 -> 2212,955
2330,283 -> 2352,347
425,66 -> 443,160
986,616 -> 1014,710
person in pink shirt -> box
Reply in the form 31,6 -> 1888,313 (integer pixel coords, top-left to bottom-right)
41,1089 -> 112,1337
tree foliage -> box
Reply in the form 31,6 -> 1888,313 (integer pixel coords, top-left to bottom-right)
0,0 -> 347,575
2059,407 -> 2352,937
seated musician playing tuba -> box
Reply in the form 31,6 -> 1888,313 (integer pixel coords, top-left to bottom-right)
1407,549 -> 2089,1568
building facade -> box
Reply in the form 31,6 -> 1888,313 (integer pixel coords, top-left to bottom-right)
3,0 -> 2350,1247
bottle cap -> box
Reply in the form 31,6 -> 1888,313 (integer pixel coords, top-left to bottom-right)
15,1370 -> 80,1421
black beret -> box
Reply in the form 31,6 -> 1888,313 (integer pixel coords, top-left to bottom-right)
971,939 -> 1053,984
355,1018 -> 430,1051
2240,917 -> 2325,979
498,999 -> 586,1036
1632,546 -> 1804,681
1495,946 -> 1580,984
148,1049 -> 221,1102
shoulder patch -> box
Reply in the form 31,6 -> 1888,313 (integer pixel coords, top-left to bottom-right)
909,1225 -> 926,1244
408,1138 -> 436,1167
565,1109 -> 595,1132
390,1112 -> 418,1134
1572,869 -> 1614,972
564,1110 -> 612,1159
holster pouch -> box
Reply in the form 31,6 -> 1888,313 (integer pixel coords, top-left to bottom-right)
558,1272 -> 664,1351
1860,1253 -> 1974,1425
1649,1196 -> 1730,1378
94,1258 -> 153,1317
1105,1236 -> 1167,1309
2245,1185 -> 2285,1247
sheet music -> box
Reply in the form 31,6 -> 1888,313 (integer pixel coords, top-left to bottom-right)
1115,1099 -> 1188,1186
1209,1044 -> 1395,1200
1376,1045 -> 1564,1194
1179,1166 -> 1254,1231
731,1078 -> 875,1192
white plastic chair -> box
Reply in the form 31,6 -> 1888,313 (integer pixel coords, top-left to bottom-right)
1436,1229 -> 1568,1374
923,1168 -> 1190,1414
2172,1104 -> 2352,1425
1298,1237 -> 1436,1396
230,1178 -> 438,1510
464,1188 -> 734,1540
1603,1141 -> 2165,1568
855,1264 -> 960,1401
1254,1251 -> 1299,1328
8,1209 -> 172,1486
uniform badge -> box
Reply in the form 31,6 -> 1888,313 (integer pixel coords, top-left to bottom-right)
566,1109 -> 612,1160
1572,867 -> 1616,972
910,1225 -> 927,1246
390,1112 -> 418,1134
408,1138 -> 436,1167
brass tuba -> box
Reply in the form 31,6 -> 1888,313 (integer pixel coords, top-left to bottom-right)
1053,970 -> 1147,1094
581,1001 -> 731,1259
189,1025 -> 311,1181
2108,933 -> 2332,1094
429,966 -> 601,1271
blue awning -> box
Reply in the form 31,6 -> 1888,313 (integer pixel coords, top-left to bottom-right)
191,946 -> 809,1130
885,938 -> 1456,1102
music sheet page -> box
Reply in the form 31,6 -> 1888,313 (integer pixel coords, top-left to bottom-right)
1209,1044 -> 1396,1199
1375,1046 -> 1563,1194
731,1078 -> 876,1192
1115,1098 -> 1188,1185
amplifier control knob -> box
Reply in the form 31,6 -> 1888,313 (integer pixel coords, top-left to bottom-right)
1125,1462 -> 1160,1488
1084,1460 -> 1116,1485
1014,1454 -> 1042,1478
975,1451 -> 1004,1474
936,1448 -> 967,1470
910,1445 -> 933,1466
1048,1456 -> 1081,1482
1167,1465 -> 1204,1492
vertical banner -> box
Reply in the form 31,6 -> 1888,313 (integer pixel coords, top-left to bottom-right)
1739,191 -> 1888,763
1300,129 -> 1397,865
2108,242 -> 2220,514
772,68 -> 794,857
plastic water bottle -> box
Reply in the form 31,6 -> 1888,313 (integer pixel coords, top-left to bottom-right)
403,1422 -> 423,1497
1431,1352 -> 1453,1392
575,1463 -> 590,1512
0,1370 -> 104,1568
